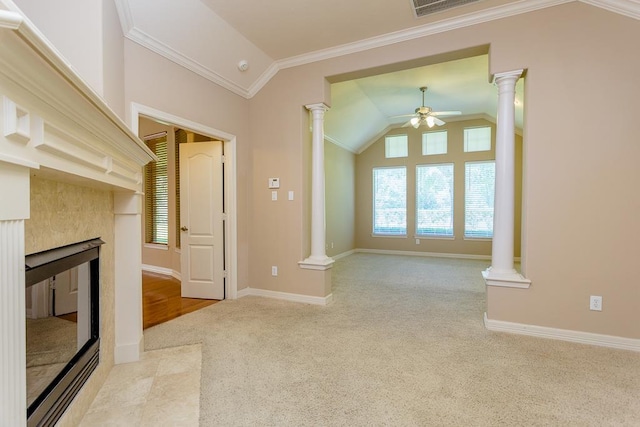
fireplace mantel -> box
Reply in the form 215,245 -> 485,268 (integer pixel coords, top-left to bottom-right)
0,9 -> 154,189
0,8 -> 155,427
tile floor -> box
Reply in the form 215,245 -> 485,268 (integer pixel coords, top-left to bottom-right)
79,344 -> 201,426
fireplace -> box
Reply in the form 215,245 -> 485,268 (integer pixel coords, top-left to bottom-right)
25,238 -> 103,427
0,7 -> 154,426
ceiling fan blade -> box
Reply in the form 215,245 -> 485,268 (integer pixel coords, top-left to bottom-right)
390,114 -> 418,119
433,117 -> 445,126
431,111 -> 461,117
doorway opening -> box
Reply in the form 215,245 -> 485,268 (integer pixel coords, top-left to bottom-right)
129,103 -> 238,329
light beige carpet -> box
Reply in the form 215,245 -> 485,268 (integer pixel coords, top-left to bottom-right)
144,254 -> 640,426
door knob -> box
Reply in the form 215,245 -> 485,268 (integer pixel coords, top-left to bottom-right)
180,226 -> 188,232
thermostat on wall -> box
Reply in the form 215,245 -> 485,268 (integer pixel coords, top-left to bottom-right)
268,178 -> 280,189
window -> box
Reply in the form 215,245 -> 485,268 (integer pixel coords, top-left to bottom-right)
144,135 -> 169,244
422,131 -> 447,155
464,126 -> 491,152
416,164 -> 454,237
465,161 -> 495,238
373,167 -> 406,235
385,135 -> 408,158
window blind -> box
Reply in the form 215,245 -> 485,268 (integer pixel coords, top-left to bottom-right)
464,127 -> 491,152
422,131 -> 447,155
416,163 -> 454,236
385,135 -> 408,158
144,136 -> 169,245
465,161 -> 495,238
373,167 -> 407,235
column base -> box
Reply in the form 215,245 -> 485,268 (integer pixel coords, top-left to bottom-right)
482,267 -> 531,289
298,255 -> 335,271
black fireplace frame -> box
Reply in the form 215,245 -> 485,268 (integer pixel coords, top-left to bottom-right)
25,238 -> 103,427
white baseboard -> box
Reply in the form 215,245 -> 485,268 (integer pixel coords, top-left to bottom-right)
331,249 -> 355,260
355,248 -> 492,261
484,313 -> 640,352
114,336 -> 144,364
237,287 -> 332,306
142,264 -> 181,281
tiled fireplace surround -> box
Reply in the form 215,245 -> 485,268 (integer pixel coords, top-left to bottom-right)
0,10 -> 154,426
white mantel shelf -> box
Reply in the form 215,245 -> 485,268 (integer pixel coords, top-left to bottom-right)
0,9 -> 155,190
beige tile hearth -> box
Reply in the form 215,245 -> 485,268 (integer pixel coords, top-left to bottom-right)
80,344 -> 201,426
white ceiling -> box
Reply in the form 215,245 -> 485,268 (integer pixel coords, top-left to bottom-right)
116,0 -> 634,152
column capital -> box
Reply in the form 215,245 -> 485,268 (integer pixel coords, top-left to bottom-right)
493,69 -> 523,85
305,103 -> 330,112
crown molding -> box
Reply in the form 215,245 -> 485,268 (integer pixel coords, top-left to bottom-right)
581,0 -> 640,19
113,0 -> 134,36
275,0 -> 572,71
115,0 -> 639,99
324,135 -> 357,154
125,26 -> 251,99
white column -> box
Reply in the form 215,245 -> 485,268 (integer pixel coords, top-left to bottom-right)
482,70 -> 530,289
114,191 -> 144,363
299,103 -> 334,271
0,162 -> 30,426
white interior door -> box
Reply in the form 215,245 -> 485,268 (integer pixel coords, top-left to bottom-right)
180,141 -> 225,299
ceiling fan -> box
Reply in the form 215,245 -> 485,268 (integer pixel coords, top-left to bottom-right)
396,86 -> 461,128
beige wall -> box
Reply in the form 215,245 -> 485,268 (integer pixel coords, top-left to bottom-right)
325,141 -> 356,257
25,176 -> 116,426
248,3 -> 640,338
355,118 -> 522,258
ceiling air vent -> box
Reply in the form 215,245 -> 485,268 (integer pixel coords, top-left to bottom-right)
411,0 -> 481,18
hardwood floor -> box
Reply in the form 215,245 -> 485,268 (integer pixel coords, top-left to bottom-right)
143,272 -> 219,329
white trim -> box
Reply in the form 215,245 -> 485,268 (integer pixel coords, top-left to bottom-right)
141,264 -> 181,281
238,287 -> 333,306
277,0 -> 573,71
331,249 -> 355,260
236,287 -> 251,299
114,335 -> 145,364
143,243 -> 168,251
356,248 -> 491,260
124,26 -> 250,99
130,103 -> 238,301
325,135 -> 356,154
581,0 -> 640,20
114,0 -> 639,99
484,313 -> 640,352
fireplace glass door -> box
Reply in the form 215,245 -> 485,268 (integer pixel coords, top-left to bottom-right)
25,238 -> 102,427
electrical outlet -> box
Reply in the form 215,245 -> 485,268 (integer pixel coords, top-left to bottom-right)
589,295 -> 602,311
271,266 -> 278,276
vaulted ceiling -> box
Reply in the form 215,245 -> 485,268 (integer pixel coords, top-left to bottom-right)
116,0 -> 637,152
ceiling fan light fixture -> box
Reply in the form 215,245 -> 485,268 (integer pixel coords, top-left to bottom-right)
410,117 -> 420,128
426,116 -> 435,128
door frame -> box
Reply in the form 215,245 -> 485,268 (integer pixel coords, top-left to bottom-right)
130,102 -> 238,299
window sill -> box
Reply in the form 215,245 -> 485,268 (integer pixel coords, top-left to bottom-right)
464,237 -> 492,241
144,243 -> 168,250
415,235 -> 455,241
371,233 -> 407,239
